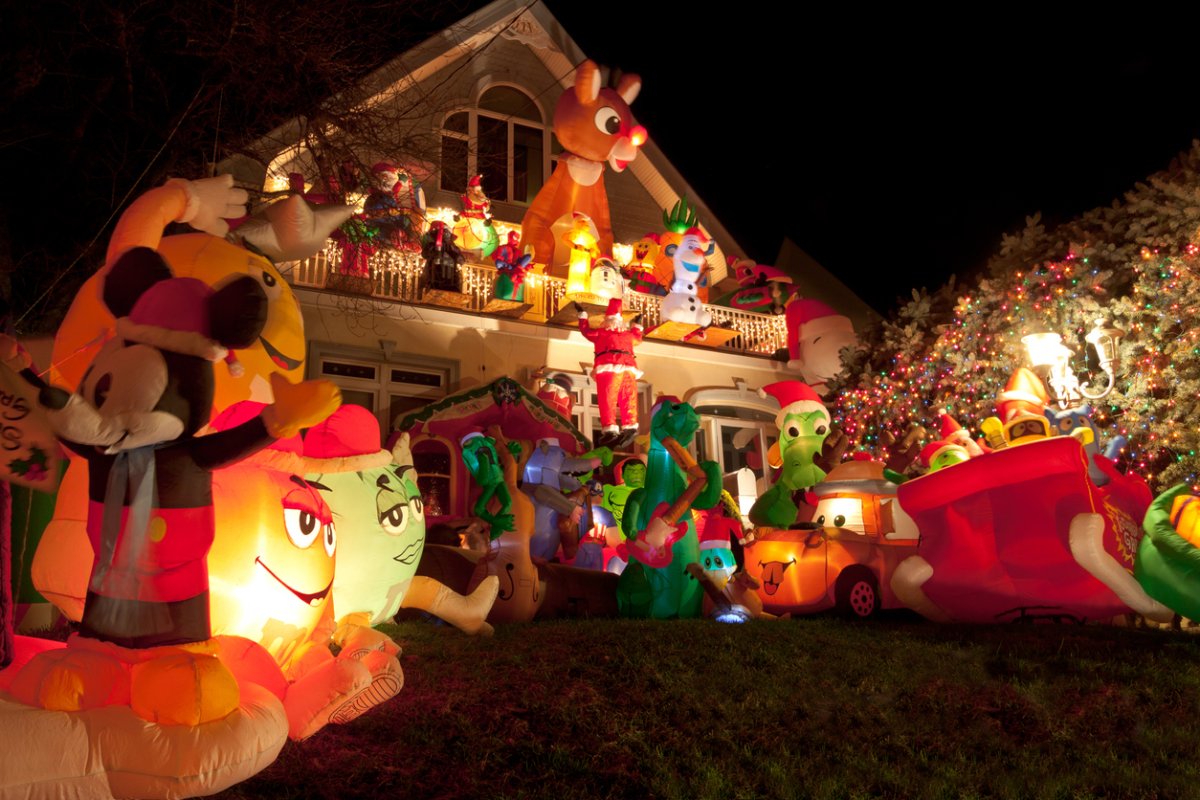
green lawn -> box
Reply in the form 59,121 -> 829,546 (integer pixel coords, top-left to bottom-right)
217,615 -> 1200,800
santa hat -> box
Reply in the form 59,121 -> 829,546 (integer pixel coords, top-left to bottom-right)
302,404 -> 393,474
468,174 -> 482,188
372,161 -> 398,174
997,367 -> 1049,422
682,226 -> 709,243
758,381 -> 831,429
116,277 -> 228,362
650,395 -> 683,418
919,439 -> 965,469
699,520 -> 732,551
460,430 -> 486,447
938,413 -> 963,439
605,298 -> 623,319
786,299 -> 852,337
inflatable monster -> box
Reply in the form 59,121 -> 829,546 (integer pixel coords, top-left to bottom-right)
520,60 -> 646,269
617,399 -> 722,619
748,381 -> 832,528
522,438 -> 604,561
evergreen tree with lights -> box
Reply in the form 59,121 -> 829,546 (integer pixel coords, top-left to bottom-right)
830,141 -> 1200,493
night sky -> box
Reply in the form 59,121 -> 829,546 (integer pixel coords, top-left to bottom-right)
541,4 -> 1200,314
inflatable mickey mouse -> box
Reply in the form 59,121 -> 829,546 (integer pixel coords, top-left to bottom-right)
5,245 -> 340,727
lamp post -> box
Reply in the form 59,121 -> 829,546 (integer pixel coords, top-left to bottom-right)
1021,318 -> 1124,409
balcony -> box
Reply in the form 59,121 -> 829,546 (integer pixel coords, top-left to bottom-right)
285,242 -> 789,359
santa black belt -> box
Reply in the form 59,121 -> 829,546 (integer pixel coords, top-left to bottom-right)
597,350 -> 634,357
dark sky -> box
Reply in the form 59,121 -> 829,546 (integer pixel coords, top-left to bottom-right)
541,4 -> 1200,313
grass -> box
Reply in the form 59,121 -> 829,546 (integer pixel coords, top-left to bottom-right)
215,614 -> 1200,800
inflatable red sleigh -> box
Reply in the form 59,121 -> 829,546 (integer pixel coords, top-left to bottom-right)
891,437 -> 1173,624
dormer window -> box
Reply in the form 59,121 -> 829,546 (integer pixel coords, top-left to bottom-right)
439,85 -> 548,204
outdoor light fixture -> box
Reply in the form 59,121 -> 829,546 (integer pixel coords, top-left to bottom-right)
1021,317 -> 1123,409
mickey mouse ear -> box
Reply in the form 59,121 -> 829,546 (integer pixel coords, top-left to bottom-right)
103,247 -> 172,318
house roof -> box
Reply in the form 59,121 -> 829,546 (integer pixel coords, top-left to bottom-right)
241,0 -> 750,284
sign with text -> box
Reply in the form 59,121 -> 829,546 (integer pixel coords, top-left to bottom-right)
0,363 -> 62,492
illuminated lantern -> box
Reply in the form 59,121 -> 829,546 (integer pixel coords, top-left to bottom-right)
208,403 -> 337,672
562,213 -> 601,302
34,177 -> 348,622
519,60 -> 645,270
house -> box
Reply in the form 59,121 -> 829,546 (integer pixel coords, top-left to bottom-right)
225,0 -> 871,525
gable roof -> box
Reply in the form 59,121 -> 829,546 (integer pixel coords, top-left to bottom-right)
239,0 -> 748,283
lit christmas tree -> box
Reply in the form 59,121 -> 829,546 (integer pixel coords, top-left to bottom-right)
831,141 -> 1200,492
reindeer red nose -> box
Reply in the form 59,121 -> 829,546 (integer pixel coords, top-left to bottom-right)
629,125 -> 648,148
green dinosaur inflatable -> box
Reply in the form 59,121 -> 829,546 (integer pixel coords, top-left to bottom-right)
618,399 -> 722,619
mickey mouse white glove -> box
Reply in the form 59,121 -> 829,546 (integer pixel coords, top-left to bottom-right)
167,174 -> 249,237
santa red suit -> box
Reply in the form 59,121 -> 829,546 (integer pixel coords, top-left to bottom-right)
579,298 -> 643,437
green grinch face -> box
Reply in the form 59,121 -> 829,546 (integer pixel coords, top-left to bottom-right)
315,463 -> 425,626
779,411 -> 830,489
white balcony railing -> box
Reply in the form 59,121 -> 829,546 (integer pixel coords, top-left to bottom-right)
285,242 -> 789,358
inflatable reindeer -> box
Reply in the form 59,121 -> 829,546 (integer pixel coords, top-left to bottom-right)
520,60 -> 646,273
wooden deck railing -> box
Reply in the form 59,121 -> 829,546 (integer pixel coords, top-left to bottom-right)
283,243 -> 788,358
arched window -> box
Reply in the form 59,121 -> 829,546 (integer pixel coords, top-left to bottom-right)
439,85 -> 548,204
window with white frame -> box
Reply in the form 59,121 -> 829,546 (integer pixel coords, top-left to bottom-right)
688,389 -> 782,513
439,85 -> 549,204
309,343 -> 457,437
